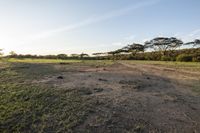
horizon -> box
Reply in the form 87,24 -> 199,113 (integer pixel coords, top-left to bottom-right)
0,0 -> 200,55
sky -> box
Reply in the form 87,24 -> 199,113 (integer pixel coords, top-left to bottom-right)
0,0 -> 200,55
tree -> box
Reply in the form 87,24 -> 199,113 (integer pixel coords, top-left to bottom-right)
145,37 -> 183,56
185,39 -> 200,48
79,53 -> 89,59
9,51 -> 17,58
92,52 -> 106,57
122,43 -> 145,55
106,43 -> 145,60
107,50 -> 122,60
71,54 -> 79,58
57,54 -> 68,59
0,49 -> 3,57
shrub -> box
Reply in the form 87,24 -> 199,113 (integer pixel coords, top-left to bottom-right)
192,56 -> 200,62
176,54 -> 193,62
161,56 -> 171,61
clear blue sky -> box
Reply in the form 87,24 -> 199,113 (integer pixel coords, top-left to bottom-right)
0,0 -> 200,55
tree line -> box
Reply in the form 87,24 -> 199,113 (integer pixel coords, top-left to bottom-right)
93,37 -> 200,62
1,37 -> 200,62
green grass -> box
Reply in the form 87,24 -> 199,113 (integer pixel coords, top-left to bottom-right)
6,58 -> 114,66
0,62 -> 95,132
123,60 -> 200,71
0,59 -> 113,132
7,58 -> 81,64
1,59 -> 199,132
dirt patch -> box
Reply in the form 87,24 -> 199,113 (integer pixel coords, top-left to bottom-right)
27,62 -> 200,132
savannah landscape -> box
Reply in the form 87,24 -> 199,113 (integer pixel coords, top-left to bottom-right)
1,0 -> 200,133
1,58 -> 200,132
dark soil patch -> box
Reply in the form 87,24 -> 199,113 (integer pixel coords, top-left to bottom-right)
94,88 -> 104,93
98,78 -> 108,82
57,76 -> 64,79
79,88 -> 93,95
59,62 -> 70,65
119,80 -> 135,85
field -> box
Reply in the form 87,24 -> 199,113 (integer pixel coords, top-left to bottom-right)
1,59 -> 200,132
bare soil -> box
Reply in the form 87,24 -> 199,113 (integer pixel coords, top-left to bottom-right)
34,62 -> 200,133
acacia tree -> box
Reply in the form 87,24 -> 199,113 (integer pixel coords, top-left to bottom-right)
185,39 -> 200,48
106,49 -> 124,60
79,53 -> 89,59
92,52 -> 106,57
71,54 -> 79,58
122,43 -> 144,55
57,54 -> 68,59
145,37 -> 183,56
107,51 -> 118,60
92,52 -> 108,59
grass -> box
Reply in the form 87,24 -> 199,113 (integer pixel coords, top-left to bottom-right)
6,58 -> 114,66
6,58 -> 199,69
0,62 -> 95,132
192,83 -> 200,95
0,59 -> 114,132
81,60 -> 114,67
123,60 -> 200,94
1,59 -> 200,132
7,58 -> 81,64
123,60 -> 200,71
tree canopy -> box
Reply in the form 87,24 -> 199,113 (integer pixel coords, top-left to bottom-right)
122,43 -> 144,55
185,39 -> 200,48
145,37 -> 183,55
57,54 -> 68,59
79,53 -> 89,58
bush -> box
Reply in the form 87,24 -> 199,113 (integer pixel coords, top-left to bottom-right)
192,56 -> 200,62
176,54 -> 193,62
161,56 -> 171,61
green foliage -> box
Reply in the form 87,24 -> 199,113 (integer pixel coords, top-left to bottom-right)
57,54 -> 68,59
121,43 -> 144,54
161,56 -> 172,61
9,51 -> 17,58
3,47 -> 200,62
145,37 -> 183,55
185,39 -> 200,48
176,54 -> 193,62
192,56 -> 200,62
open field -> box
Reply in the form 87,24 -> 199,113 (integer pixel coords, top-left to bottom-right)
123,60 -> 200,71
7,58 -> 82,64
1,59 -> 200,132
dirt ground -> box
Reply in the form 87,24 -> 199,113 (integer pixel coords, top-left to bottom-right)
33,61 -> 200,133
